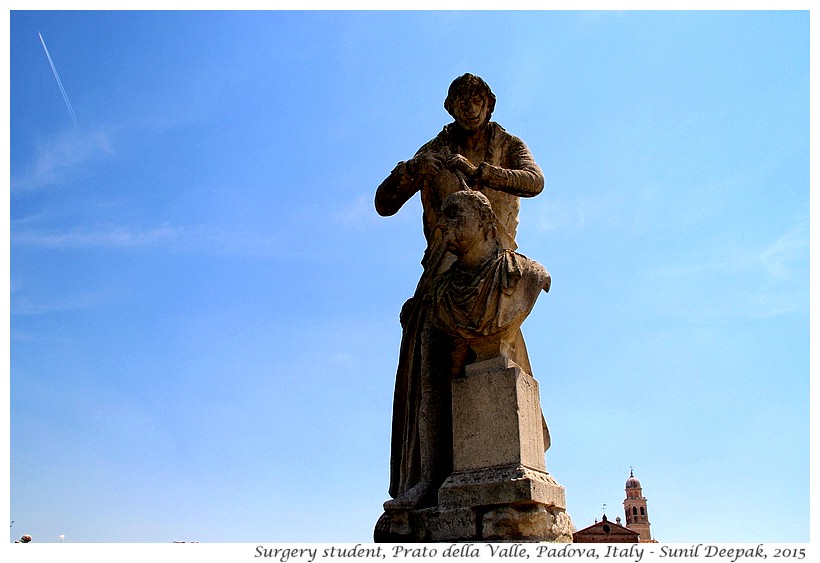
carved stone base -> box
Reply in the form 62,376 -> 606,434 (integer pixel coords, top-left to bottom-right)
432,463 -> 573,542
374,496 -> 574,542
438,465 -> 566,508
375,356 -> 574,543
374,507 -> 426,543
375,461 -> 574,541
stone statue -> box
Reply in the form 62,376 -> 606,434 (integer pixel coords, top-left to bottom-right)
376,73 -> 545,506
430,190 -> 551,365
374,74 -> 572,542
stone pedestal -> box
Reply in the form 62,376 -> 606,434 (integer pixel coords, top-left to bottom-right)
375,357 -> 574,543
450,356 -> 547,473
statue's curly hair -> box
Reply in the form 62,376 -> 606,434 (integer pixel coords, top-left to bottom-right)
444,73 -> 496,119
442,189 -> 498,240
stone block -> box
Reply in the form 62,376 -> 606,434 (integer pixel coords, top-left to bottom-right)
482,504 -> 551,541
428,507 -> 478,542
374,507 -> 440,542
438,465 -> 566,509
374,509 -> 414,542
482,504 -> 574,542
452,357 -> 546,473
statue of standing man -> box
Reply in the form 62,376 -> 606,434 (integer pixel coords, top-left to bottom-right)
375,74 -> 548,514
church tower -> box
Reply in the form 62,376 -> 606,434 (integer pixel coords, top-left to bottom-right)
623,469 -> 652,541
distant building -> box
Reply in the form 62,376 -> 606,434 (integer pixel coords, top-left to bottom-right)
623,469 -> 653,541
573,514 -> 639,543
574,469 -> 657,543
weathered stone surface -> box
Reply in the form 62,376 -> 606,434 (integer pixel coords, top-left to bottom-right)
374,74 -> 572,543
375,74 -> 547,512
482,504 -> 552,541
551,510 -> 576,542
375,508 -> 437,543
428,507 -> 478,542
438,465 -> 567,509
376,501 -> 574,543
430,191 -> 551,367
482,504 -> 575,542
452,357 -> 546,472
374,509 -> 413,543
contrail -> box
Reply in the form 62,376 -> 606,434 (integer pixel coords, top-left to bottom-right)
38,32 -> 80,132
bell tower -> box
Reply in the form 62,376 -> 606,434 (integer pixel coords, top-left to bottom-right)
623,468 -> 652,541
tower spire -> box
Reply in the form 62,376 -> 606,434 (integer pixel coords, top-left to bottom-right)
623,469 -> 652,541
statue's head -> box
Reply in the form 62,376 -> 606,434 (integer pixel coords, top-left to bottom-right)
439,189 -> 498,255
444,73 -> 496,132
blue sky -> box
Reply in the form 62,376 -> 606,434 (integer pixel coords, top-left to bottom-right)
8,10 -> 809,543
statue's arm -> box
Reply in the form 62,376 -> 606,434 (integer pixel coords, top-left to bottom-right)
476,137 -> 545,198
375,145 -> 445,216
375,160 -> 423,217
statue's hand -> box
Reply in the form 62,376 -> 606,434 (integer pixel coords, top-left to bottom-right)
445,154 -> 478,178
407,152 -> 445,177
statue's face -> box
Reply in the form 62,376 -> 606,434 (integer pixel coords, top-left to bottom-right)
439,200 -> 484,255
452,93 -> 489,132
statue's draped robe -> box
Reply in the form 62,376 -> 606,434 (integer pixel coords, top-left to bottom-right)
375,122 -> 545,499
430,249 -> 551,344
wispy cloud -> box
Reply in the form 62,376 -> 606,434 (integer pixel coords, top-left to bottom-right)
12,291 -> 114,316
527,192 -> 613,232
333,194 -> 381,230
11,129 -> 113,193
532,197 -> 586,231
647,222 -> 808,282
11,223 -> 184,249
758,222 -> 808,281
642,220 -> 809,320
10,221 -> 294,259
11,277 -> 116,317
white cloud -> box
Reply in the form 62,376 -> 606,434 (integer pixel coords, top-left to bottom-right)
10,221 -> 300,259
11,129 -> 114,193
527,192 -> 610,232
333,193 -> 381,230
758,222 -> 808,281
642,220 -> 809,320
11,290 -> 115,316
11,224 -> 184,249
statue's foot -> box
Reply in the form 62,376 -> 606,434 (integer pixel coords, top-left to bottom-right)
383,482 -> 436,510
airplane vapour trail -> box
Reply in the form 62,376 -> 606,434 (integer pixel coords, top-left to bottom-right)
38,32 -> 80,132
